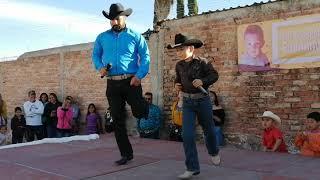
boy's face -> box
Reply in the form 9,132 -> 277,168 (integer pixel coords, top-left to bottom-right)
177,46 -> 193,60
262,118 -> 274,129
245,33 -> 264,58
15,110 -> 22,117
304,118 -> 319,131
0,127 -> 6,134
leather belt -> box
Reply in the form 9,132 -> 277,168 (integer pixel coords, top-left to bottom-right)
182,92 -> 208,99
107,74 -> 135,80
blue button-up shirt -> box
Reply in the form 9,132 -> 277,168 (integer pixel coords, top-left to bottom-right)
137,104 -> 162,132
92,28 -> 150,79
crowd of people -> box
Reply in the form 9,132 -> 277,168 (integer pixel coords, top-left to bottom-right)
0,91 -> 105,145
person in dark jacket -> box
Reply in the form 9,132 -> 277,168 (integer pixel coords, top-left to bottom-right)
11,107 -> 26,144
168,33 -> 221,179
43,93 -> 62,138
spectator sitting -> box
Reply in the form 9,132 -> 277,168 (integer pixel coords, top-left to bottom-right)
105,107 -> 114,133
137,92 -> 162,139
260,111 -> 287,153
294,112 -> 320,157
169,91 -> 183,142
209,91 -> 225,147
11,107 -> 26,144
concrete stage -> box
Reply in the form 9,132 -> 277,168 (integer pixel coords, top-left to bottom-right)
0,134 -> 319,180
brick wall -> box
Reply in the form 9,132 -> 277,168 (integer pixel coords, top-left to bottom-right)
0,43 -> 153,134
154,0 -> 320,150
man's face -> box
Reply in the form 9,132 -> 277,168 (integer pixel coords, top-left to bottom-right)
110,16 -> 126,32
177,46 -> 193,60
29,92 -> 36,102
144,95 -> 152,104
245,33 -> 264,58
305,118 -> 319,131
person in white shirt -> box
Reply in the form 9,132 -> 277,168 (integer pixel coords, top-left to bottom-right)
23,90 -> 44,142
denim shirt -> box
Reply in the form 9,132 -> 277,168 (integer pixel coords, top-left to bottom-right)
137,104 -> 161,131
92,28 -> 150,79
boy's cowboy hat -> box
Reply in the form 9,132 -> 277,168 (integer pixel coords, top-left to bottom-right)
259,111 -> 281,124
167,33 -> 203,49
102,3 -> 132,20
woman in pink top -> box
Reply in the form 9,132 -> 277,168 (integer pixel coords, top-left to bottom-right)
57,96 -> 73,137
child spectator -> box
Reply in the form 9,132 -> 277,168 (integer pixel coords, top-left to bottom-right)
0,126 -> 9,145
105,107 -> 114,133
209,91 -> 226,146
86,103 -> 102,135
240,25 -> 269,67
56,96 -> 73,137
260,111 -> 287,152
11,107 -> 26,144
294,112 -> 320,157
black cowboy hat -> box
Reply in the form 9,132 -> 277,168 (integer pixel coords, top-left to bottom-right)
167,33 -> 203,49
102,3 -> 132,20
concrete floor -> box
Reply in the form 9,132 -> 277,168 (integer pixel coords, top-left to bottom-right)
0,134 -> 319,180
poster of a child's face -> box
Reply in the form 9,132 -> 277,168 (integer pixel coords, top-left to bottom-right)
239,25 -> 270,68
238,14 -> 320,72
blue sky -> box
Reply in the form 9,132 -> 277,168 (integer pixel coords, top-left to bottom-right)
0,0 -> 270,60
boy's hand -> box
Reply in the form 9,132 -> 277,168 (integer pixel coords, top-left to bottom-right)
174,83 -> 182,91
192,79 -> 203,88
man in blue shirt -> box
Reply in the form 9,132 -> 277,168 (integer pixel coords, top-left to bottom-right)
92,3 -> 150,166
137,92 -> 162,139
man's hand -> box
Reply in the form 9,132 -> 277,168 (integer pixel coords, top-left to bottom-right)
130,76 -> 141,86
99,68 -> 108,77
174,83 -> 182,91
192,79 -> 203,88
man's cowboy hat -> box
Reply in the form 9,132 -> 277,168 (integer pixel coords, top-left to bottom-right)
102,3 -> 132,20
259,111 -> 281,124
167,33 -> 203,49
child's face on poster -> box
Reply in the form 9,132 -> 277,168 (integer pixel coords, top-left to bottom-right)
245,33 -> 264,58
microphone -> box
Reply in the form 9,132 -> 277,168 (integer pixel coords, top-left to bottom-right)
100,64 -> 112,78
198,86 -> 208,95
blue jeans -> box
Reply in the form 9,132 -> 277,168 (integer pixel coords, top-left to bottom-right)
57,129 -> 72,138
214,127 -> 224,146
182,96 -> 219,172
46,125 -> 57,138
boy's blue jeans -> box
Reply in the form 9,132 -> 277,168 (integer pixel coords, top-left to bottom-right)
182,96 -> 219,172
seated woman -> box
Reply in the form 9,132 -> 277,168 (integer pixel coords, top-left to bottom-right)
209,91 -> 226,146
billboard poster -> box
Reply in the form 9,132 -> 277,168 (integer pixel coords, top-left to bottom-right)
238,14 -> 320,71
